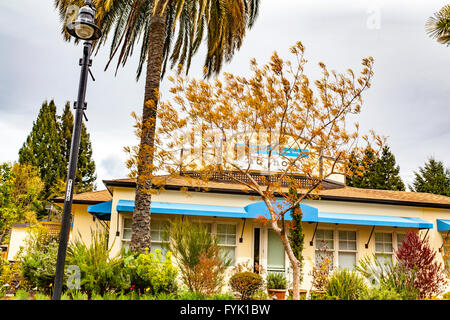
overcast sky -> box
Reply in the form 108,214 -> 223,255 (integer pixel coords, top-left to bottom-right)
0,0 -> 449,190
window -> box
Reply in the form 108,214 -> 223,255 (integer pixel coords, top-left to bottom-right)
338,231 -> 357,270
150,220 -> 170,255
375,232 -> 393,264
396,233 -> 406,249
217,224 -> 237,265
315,229 -> 358,270
122,217 -> 133,251
121,218 -> 170,255
315,229 -> 334,269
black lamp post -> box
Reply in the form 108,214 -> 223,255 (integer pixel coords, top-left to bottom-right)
52,0 -> 102,300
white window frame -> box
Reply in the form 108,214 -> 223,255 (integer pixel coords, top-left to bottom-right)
183,218 -> 239,266
314,227 -> 359,270
121,216 -> 171,252
374,231 -> 394,263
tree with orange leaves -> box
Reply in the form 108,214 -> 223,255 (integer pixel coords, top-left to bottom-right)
126,41 -> 380,299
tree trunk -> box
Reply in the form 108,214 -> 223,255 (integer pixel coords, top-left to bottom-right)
130,6 -> 167,253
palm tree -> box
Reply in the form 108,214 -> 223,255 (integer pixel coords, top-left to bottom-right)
54,0 -> 260,252
426,4 -> 450,46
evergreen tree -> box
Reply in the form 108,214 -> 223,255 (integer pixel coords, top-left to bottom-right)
369,146 -> 405,191
410,158 -> 450,196
60,102 -> 97,193
346,146 -> 405,191
346,146 -> 377,188
18,100 -> 65,199
18,100 -> 97,199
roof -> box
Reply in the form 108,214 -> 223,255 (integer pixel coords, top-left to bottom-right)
103,176 -> 450,209
52,189 -> 112,204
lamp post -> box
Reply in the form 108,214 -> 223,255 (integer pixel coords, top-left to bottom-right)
52,0 -> 102,300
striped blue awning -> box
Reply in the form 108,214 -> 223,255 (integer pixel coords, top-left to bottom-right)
437,219 -> 450,231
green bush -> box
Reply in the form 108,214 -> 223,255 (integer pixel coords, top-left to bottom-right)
12,289 -> 29,300
442,291 -> 450,300
168,218 -> 230,295
325,269 -> 368,300
360,287 -> 403,300
66,231 -> 130,295
123,248 -> 178,295
229,271 -> 264,300
266,272 -> 287,289
356,254 -> 419,300
20,225 -> 59,292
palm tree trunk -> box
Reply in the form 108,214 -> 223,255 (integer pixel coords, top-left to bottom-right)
130,6 -> 167,253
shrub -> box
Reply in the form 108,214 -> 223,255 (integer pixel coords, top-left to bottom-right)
360,287 -> 403,300
266,272 -> 287,289
325,269 -> 368,300
124,248 -> 178,295
356,254 -> 419,300
309,254 -> 332,291
168,218 -> 230,295
19,224 -> 59,293
66,231 -> 130,295
395,230 -> 448,299
12,289 -> 29,300
229,271 -> 263,300
0,260 -> 22,294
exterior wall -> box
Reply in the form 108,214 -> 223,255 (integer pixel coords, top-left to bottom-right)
7,227 -> 28,261
70,186 -> 450,293
70,204 -> 108,246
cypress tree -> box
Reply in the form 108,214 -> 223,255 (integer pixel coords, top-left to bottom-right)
18,100 -> 65,199
410,158 -> 450,196
60,102 -> 97,193
287,186 -> 304,282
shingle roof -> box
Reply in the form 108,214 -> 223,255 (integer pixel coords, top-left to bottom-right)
52,189 -> 112,204
103,176 -> 450,209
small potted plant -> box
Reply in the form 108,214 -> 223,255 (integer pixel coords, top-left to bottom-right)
266,272 -> 287,300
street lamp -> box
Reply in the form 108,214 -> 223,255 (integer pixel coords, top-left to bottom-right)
52,0 -> 102,300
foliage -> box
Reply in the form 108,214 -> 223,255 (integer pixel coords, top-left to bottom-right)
309,254 -> 332,291
426,5 -> 450,46
18,100 -> 96,200
66,231 -> 130,295
442,291 -> 450,300
229,271 -> 264,300
0,260 -> 22,295
12,289 -> 29,300
60,102 -> 97,193
19,224 -> 59,292
347,145 -> 405,191
395,230 -> 447,299
130,40 -> 376,299
168,218 -> 230,295
18,100 -> 65,199
325,269 -> 368,300
360,287 -> 403,300
266,272 -> 287,290
409,158 -> 450,196
287,186 -> 305,283
356,254 -> 419,300
0,162 -> 44,242
123,248 -> 178,295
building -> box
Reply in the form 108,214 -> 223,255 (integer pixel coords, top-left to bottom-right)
52,172 -> 450,292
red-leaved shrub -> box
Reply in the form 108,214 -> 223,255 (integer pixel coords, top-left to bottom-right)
395,230 -> 448,299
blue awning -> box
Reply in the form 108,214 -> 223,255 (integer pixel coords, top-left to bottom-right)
116,199 -> 319,221
87,199 -> 432,229
314,212 -> 433,229
87,200 -> 112,221
117,200 -> 247,218
437,219 -> 450,231
244,201 -> 318,221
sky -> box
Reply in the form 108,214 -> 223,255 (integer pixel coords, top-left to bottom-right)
0,0 -> 449,190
